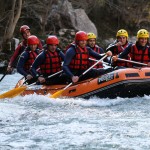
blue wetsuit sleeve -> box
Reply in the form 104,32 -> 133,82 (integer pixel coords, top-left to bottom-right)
88,48 -> 103,59
17,52 -> 29,77
100,47 -> 104,53
30,52 -> 45,77
118,44 -> 132,58
63,47 -> 76,78
59,51 -> 65,60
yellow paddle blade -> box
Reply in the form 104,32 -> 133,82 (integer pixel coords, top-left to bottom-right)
0,86 -> 27,99
50,89 -> 64,98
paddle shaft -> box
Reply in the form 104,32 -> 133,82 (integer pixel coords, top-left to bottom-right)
0,72 -> 7,82
89,58 -> 109,65
117,58 -> 147,66
23,70 -> 63,87
0,54 -> 21,82
62,55 -> 107,91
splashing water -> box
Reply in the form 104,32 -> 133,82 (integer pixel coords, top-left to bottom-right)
0,73 -> 150,149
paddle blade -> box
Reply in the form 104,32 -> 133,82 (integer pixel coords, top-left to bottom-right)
50,89 -> 64,98
0,86 -> 27,99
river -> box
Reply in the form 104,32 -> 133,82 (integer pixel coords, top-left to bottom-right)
0,73 -> 150,150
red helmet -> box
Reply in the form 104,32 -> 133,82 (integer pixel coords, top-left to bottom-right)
27,35 -> 39,45
46,36 -> 59,45
75,31 -> 88,41
20,25 -> 30,33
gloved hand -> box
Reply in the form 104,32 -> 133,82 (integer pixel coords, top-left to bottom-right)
115,41 -> 122,46
38,76 -> 45,83
112,56 -> 118,62
147,62 -> 150,67
7,66 -> 13,73
72,76 -> 79,83
106,51 -> 112,57
26,74 -> 33,80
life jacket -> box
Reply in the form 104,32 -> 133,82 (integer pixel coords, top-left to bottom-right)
89,45 -> 103,68
40,50 -> 62,75
24,50 -> 38,72
130,44 -> 150,64
113,42 -> 131,67
69,44 -> 89,70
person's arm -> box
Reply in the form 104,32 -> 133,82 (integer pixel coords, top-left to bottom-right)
118,43 -> 132,58
17,52 -> 29,77
8,44 -> 22,67
63,47 -> 76,78
106,40 -> 117,52
99,47 -> 104,53
112,43 -> 133,62
30,52 -> 45,77
88,48 -> 105,59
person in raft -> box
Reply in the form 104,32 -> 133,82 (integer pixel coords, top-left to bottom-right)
7,25 -> 43,73
112,29 -> 150,67
17,35 -> 41,84
63,31 -> 112,83
106,29 -> 132,68
30,35 -> 67,85
87,32 -> 105,68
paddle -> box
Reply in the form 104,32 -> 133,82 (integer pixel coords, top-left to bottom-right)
0,55 -> 21,82
89,58 -> 110,65
0,71 -> 7,82
50,55 -> 107,98
117,58 -> 147,66
0,70 -> 63,99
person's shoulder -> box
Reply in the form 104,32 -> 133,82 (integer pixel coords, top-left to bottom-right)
67,45 -> 76,52
19,51 -> 28,60
95,44 -> 103,49
86,46 -> 93,52
127,41 -> 133,45
129,42 -> 135,47
56,48 -> 63,53
86,46 -> 91,49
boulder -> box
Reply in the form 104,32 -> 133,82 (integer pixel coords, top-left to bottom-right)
50,0 -> 97,35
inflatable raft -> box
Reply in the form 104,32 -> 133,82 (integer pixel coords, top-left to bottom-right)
15,68 -> 150,99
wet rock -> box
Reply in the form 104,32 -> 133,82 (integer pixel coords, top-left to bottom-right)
50,0 -> 97,35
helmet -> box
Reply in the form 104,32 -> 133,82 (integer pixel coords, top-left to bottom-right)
116,29 -> 128,38
20,25 -> 30,33
27,35 -> 39,45
87,32 -> 96,39
46,36 -> 59,45
137,29 -> 149,38
75,31 -> 88,41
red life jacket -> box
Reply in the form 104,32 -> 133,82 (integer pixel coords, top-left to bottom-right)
130,44 -> 150,64
40,50 -> 62,75
24,51 -> 38,71
69,45 -> 89,70
89,45 -> 103,68
113,42 -> 131,67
